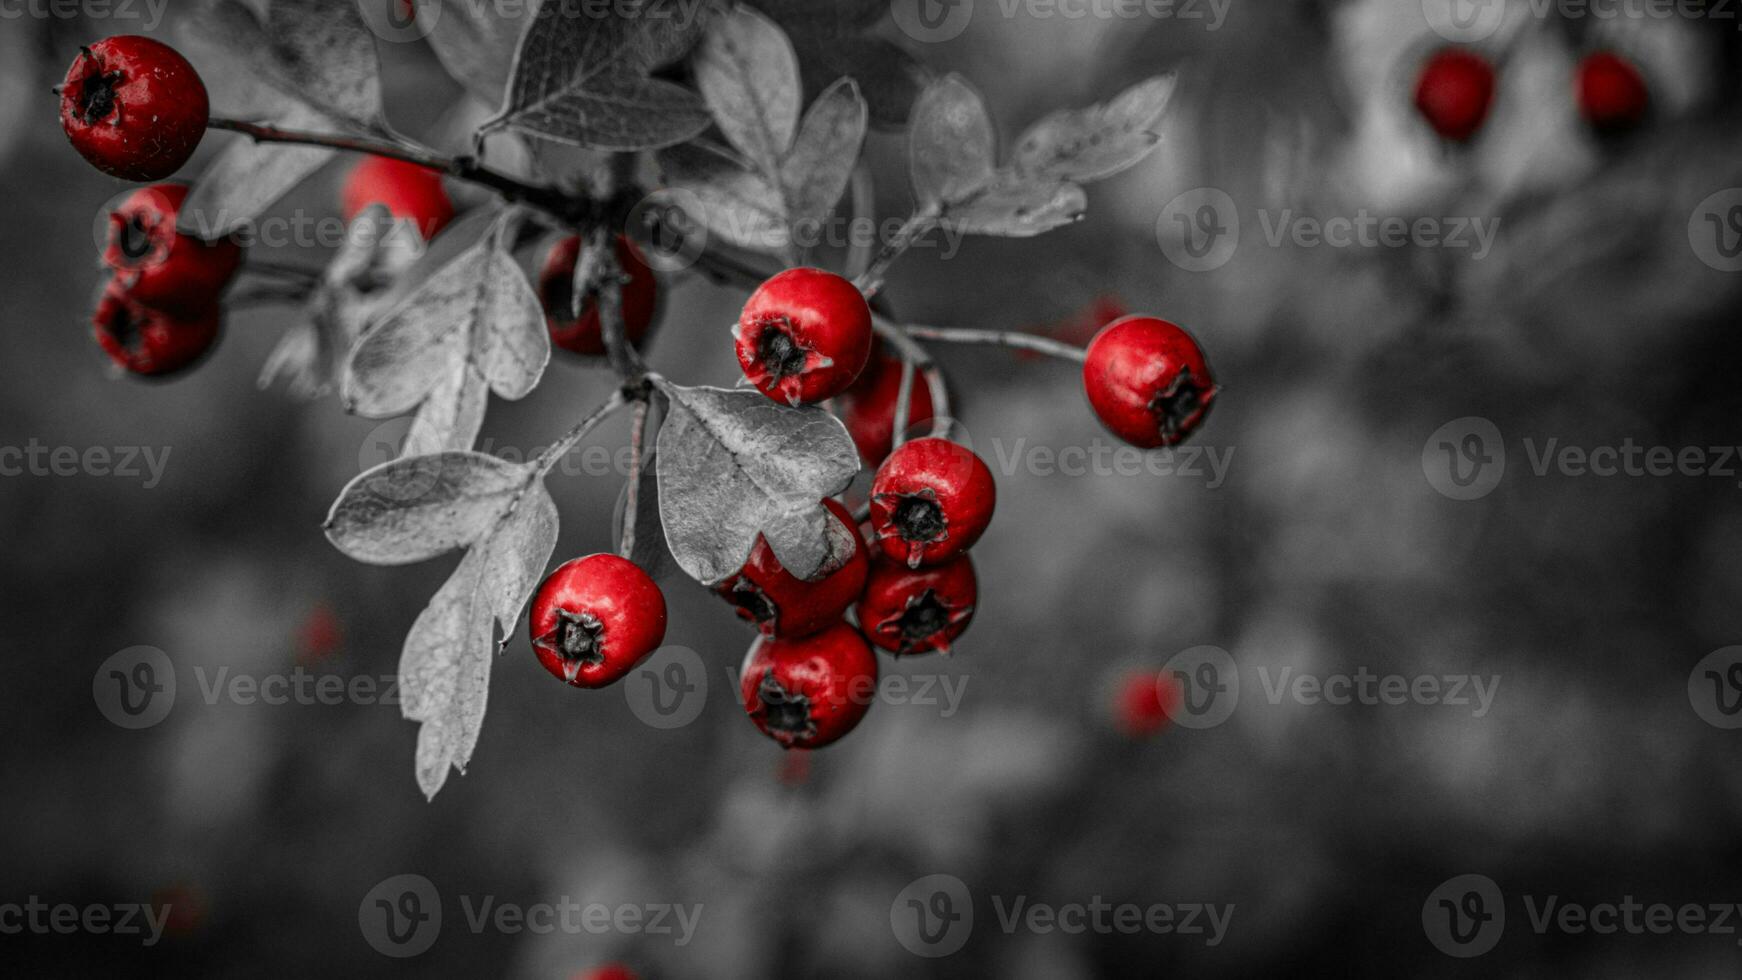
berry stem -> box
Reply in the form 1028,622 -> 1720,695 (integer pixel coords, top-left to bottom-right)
903,324 -> 1088,363
225,284 -> 313,309
620,397 -> 651,560
870,314 -> 951,428
845,163 -> 877,281
855,207 -> 938,299
591,224 -> 651,384
892,357 -> 917,451
243,259 -> 324,287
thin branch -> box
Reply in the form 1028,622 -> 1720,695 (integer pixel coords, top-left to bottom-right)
536,390 -> 628,476
891,357 -> 917,451
207,117 -> 584,222
903,324 -> 1088,363
242,259 -> 324,287
870,315 -> 951,430
846,162 -> 877,282
592,225 -> 650,384
855,208 -> 938,299
619,398 -> 651,560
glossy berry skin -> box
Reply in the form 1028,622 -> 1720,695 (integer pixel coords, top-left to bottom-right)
740,621 -> 878,749
93,281 -> 220,377
59,36 -> 209,181
843,343 -> 936,466
1113,670 -> 1180,737
1576,51 -> 1649,134
341,156 -> 454,239
1412,47 -> 1495,143
104,184 -> 243,316
1082,316 -> 1216,449
714,498 -> 869,639
734,268 -> 873,405
858,554 -> 976,656
538,235 -> 660,357
870,438 -> 996,568
529,555 -> 667,689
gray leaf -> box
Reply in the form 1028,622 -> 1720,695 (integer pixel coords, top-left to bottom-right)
324,452 -> 532,566
344,220 -> 551,453
266,0 -> 387,129
499,75 -> 710,151
1011,74 -> 1177,183
695,6 -> 802,176
400,478 -> 556,799
425,0 -> 529,104
177,99 -> 336,239
780,77 -> 867,228
910,74 -> 998,211
656,143 -> 789,253
488,0 -> 710,149
754,2 -> 927,127
945,173 -> 1088,238
654,382 -> 860,585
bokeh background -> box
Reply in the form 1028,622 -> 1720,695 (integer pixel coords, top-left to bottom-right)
6,0 -> 1742,975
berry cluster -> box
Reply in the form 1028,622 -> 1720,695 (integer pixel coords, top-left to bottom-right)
528,267 -> 1216,750
1412,43 -> 1650,144
91,183 -> 238,376
58,33 -> 1218,762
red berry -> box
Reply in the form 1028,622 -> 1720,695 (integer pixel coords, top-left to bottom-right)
1113,669 -> 1181,737
93,280 -> 220,377
103,184 -> 243,316
1082,315 -> 1216,449
528,555 -> 667,689
59,36 -> 209,181
842,343 -> 936,466
538,234 -> 660,357
869,438 -> 996,569
1576,50 -> 1649,133
341,156 -> 454,239
858,553 -> 977,656
714,498 -> 869,639
1413,47 -> 1495,143
740,621 -> 878,749
574,967 -> 638,980
734,268 -> 873,405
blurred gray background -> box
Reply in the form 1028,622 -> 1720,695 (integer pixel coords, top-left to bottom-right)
5,0 -> 1742,976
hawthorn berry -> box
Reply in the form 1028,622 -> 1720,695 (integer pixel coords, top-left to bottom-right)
734,267 -> 873,405
538,234 -> 660,357
103,184 -> 242,316
740,621 -> 878,749
59,36 -> 209,181
529,555 -> 667,689
858,553 -> 977,656
340,156 -> 455,239
92,280 -> 220,377
843,343 -> 936,466
1576,51 -> 1649,134
1413,47 -> 1496,143
870,437 -> 996,568
1082,315 -> 1216,449
714,498 -> 869,639
1112,669 -> 1181,737
576,967 -> 638,980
